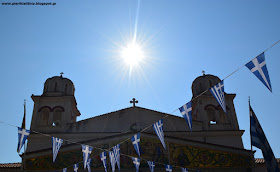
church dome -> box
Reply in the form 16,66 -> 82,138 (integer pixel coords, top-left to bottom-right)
43,74 -> 75,96
191,74 -> 221,97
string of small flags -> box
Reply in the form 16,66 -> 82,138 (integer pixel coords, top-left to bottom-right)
13,40 -> 279,171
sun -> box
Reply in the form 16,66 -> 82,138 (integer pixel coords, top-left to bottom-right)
120,42 -> 144,66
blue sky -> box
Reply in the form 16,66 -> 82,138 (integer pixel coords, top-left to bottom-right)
0,0 -> 280,163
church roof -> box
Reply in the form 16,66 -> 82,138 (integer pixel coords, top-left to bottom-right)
0,163 -> 21,168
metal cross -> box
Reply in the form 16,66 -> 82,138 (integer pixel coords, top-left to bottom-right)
130,98 -> 138,107
202,70 -> 205,75
60,72 -> 64,77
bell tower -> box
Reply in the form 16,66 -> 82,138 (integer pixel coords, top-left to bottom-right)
29,74 -> 81,132
191,73 -> 244,148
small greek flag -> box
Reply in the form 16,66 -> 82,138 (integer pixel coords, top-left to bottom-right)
250,104 -> 280,172
147,161 -> 155,172
153,119 -> 166,149
165,164 -> 172,172
73,163 -> 78,172
100,151 -> 107,172
181,167 -> 188,172
63,168 -> 67,172
17,127 -> 30,153
210,81 -> 226,113
132,157 -> 140,172
109,151 -> 116,172
131,133 -> 141,157
82,145 -> 93,169
86,158 -> 91,172
113,144 -> 120,171
179,101 -> 192,131
52,137 -> 63,162
246,52 -> 272,92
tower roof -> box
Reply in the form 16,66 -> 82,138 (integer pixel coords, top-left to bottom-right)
43,75 -> 75,96
191,74 -> 221,97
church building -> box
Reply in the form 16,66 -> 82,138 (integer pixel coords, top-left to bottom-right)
21,74 -> 255,171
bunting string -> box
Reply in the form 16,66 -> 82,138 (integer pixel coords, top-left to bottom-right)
1,39 -> 280,171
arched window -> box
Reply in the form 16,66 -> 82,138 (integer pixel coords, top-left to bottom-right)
64,84 -> 68,94
54,82 -> 57,91
53,107 -> 63,126
206,106 -> 216,124
40,108 -> 50,126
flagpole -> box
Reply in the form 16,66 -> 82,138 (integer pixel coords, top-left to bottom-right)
23,99 -> 26,172
249,97 -> 254,171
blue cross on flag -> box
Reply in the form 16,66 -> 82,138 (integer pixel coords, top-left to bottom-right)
109,151 -> 116,172
147,161 -> 155,172
86,158 -> 91,172
165,164 -> 172,172
63,168 -> 67,172
179,101 -> 192,131
17,127 -> 30,153
131,133 -> 141,157
250,104 -> 280,172
153,119 -> 166,149
82,145 -> 93,169
100,151 -> 107,172
113,144 -> 120,171
52,137 -> 63,162
245,52 -> 272,92
73,163 -> 78,172
210,81 -> 226,113
181,167 -> 188,172
132,157 -> 140,172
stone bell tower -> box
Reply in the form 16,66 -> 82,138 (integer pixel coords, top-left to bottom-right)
191,73 -> 244,148
29,74 -> 81,133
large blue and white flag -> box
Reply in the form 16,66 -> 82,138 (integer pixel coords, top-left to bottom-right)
250,104 -> 280,172
73,163 -> 78,172
109,151 -> 116,172
131,133 -> 141,157
210,81 -> 226,113
86,158 -> 91,172
82,145 -> 93,169
147,161 -> 155,172
132,157 -> 140,172
179,101 -> 192,131
181,167 -> 188,172
165,164 -> 172,172
113,144 -> 120,171
17,127 -> 30,153
246,52 -> 272,92
100,151 -> 107,172
52,137 -> 63,162
153,119 -> 166,149
63,168 -> 67,172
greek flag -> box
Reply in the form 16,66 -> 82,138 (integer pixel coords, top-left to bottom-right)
131,133 -> 141,157
181,167 -> 188,172
179,101 -> 192,131
147,161 -> 155,172
250,104 -> 280,172
63,168 -> 67,172
113,144 -> 120,171
109,151 -> 116,172
86,158 -> 91,172
52,137 -> 63,162
17,127 -> 30,153
165,164 -> 172,172
246,52 -> 272,92
100,151 -> 107,172
73,163 -> 78,172
210,81 -> 226,113
153,119 -> 166,149
132,157 -> 140,172
82,145 -> 93,169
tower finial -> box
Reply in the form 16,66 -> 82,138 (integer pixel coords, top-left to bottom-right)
60,72 -> 64,77
202,70 -> 205,76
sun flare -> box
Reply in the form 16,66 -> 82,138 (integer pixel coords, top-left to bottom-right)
120,42 -> 144,66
